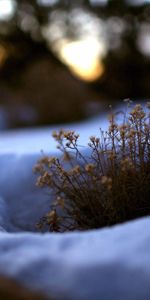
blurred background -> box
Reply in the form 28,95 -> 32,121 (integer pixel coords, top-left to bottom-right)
0,0 -> 150,129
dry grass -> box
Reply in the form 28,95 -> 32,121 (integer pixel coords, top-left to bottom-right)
34,101 -> 150,232
0,277 -> 48,300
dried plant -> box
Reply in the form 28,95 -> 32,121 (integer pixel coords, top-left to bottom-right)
0,277 -> 48,300
34,101 -> 150,232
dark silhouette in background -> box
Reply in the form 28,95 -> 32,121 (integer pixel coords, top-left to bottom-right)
0,0 -> 149,128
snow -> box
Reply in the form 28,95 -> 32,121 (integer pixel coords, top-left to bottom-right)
0,114 -> 108,154
1,217 -> 150,299
0,114 -> 150,299
0,154 -> 51,232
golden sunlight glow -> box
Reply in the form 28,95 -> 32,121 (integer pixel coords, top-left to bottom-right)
59,39 -> 105,82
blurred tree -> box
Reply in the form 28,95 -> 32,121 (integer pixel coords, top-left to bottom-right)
1,0 -> 149,71
0,0 -> 149,128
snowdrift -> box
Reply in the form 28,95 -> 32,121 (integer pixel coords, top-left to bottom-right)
0,114 -> 150,300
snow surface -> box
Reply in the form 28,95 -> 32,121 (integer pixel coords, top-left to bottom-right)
0,114 -> 108,154
1,216 -> 150,300
0,114 -> 150,299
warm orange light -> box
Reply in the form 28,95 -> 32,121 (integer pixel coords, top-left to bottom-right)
0,45 -> 7,66
59,39 -> 105,82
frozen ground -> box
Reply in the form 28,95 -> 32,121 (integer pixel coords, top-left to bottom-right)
0,113 -> 150,299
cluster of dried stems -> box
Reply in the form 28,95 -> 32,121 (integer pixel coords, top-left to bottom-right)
34,102 -> 150,232
0,277 -> 48,300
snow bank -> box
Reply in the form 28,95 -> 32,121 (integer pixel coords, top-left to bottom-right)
0,154 -> 50,232
0,115 -> 107,154
0,197 -> 8,232
0,217 -> 150,300
0,111 -> 150,300
0,153 -> 150,300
